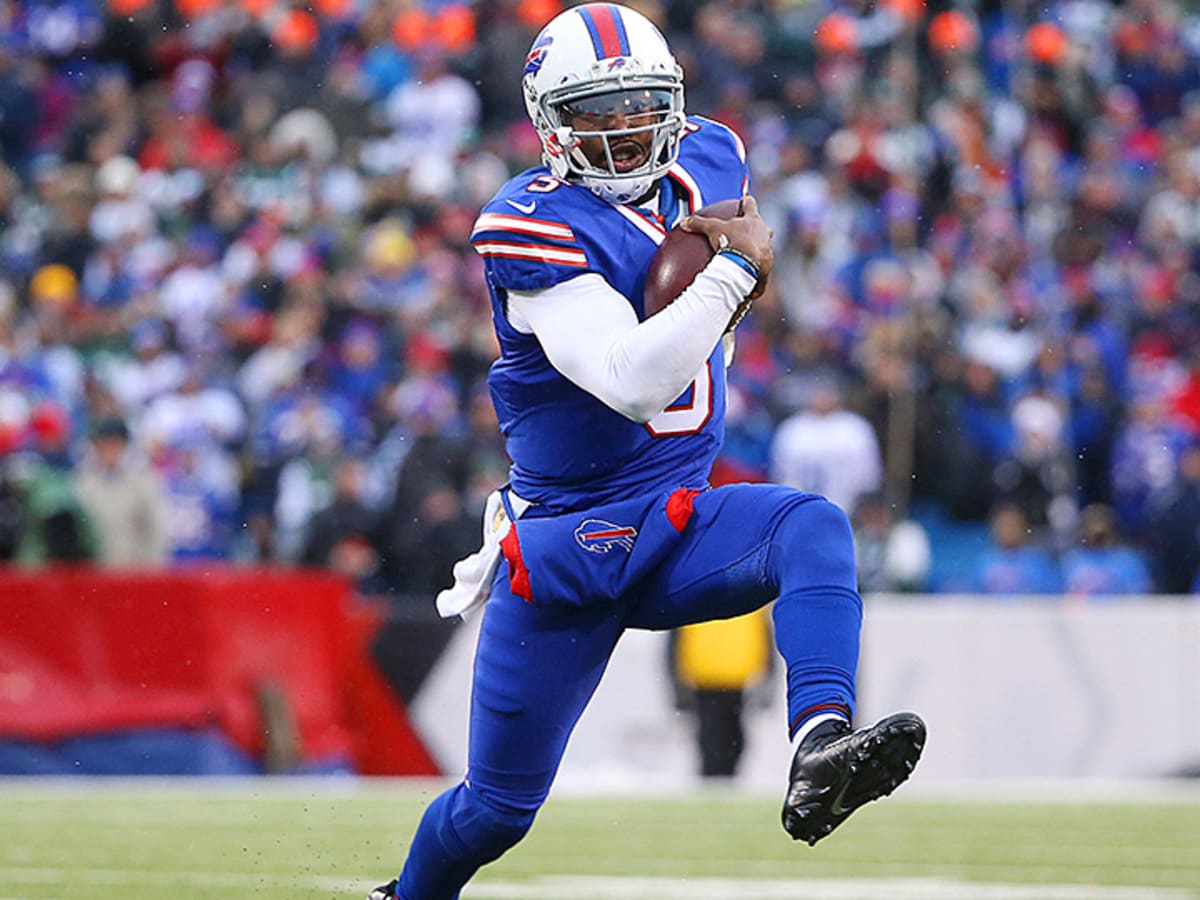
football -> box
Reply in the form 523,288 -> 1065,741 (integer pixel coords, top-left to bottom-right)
643,197 -> 744,318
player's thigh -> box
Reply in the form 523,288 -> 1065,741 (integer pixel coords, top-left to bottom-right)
468,579 -> 624,807
624,482 -> 818,630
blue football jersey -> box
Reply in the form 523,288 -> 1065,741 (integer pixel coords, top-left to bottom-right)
470,117 -> 750,511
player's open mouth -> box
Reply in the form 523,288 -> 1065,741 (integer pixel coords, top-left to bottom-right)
611,140 -> 648,172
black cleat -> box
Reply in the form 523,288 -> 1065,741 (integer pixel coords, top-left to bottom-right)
782,711 -> 926,846
367,879 -> 398,900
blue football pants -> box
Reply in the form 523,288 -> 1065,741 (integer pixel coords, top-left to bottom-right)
395,484 -> 862,899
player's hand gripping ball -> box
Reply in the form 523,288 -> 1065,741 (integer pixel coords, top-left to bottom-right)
643,196 -> 773,330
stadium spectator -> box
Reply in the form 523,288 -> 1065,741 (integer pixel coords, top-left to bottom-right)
160,432 -> 240,564
1061,503 -> 1153,596
73,415 -> 169,568
138,59 -> 238,173
852,491 -> 932,594
975,503 -> 1063,596
769,374 -> 882,518
102,318 -> 186,413
935,359 -> 1012,521
1144,443 -> 1200,594
140,360 -> 246,455
301,455 -> 386,593
1110,395 -> 1193,537
993,385 -> 1076,533
5,404 -> 96,565
375,339 -> 477,596
374,45 -> 480,196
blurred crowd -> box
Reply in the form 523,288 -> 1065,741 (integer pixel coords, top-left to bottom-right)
1,0 -> 1198,598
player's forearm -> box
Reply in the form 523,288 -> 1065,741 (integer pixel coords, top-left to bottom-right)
605,257 -> 751,420
510,258 -> 754,422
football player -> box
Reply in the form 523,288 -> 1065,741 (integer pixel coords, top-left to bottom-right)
371,5 -> 925,898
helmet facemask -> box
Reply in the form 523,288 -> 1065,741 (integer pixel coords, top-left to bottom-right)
537,74 -> 685,204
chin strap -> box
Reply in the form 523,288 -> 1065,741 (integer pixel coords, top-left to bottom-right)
583,175 -> 655,205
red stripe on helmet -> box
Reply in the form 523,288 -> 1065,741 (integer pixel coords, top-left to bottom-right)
588,4 -> 627,59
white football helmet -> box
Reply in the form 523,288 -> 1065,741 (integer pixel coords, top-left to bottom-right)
522,3 -> 686,204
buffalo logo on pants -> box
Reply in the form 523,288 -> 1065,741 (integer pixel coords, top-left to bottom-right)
574,519 -> 637,553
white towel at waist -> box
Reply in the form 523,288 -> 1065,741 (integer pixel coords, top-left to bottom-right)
435,487 -> 531,619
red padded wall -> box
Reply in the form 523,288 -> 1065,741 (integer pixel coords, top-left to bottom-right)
0,567 -> 439,774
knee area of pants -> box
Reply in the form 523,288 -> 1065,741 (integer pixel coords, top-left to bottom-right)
777,499 -> 856,582
782,498 -> 852,545
450,787 -> 537,854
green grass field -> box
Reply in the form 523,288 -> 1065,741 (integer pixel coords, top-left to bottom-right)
1,779 -> 1198,899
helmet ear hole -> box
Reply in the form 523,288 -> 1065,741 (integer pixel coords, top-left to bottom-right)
552,126 -> 578,151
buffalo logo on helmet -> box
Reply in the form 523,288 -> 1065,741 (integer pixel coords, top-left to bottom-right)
574,519 -> 637,553
523,33 -> 553,77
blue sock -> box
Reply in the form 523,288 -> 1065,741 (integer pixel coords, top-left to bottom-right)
767,498 -> 863,739
773,585 -> 860,737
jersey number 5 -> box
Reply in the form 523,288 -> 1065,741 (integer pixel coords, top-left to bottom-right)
645,362 -> 713,437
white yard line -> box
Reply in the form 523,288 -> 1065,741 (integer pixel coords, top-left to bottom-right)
0,866 -> 360,892
461,876 -> 1196,899
0,869 -> 1194,899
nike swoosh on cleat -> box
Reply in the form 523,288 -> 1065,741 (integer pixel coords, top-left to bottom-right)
506,198 -> 537,214
829,780 -> 854,816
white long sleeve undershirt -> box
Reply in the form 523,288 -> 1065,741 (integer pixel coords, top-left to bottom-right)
507,254 -> 756,423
